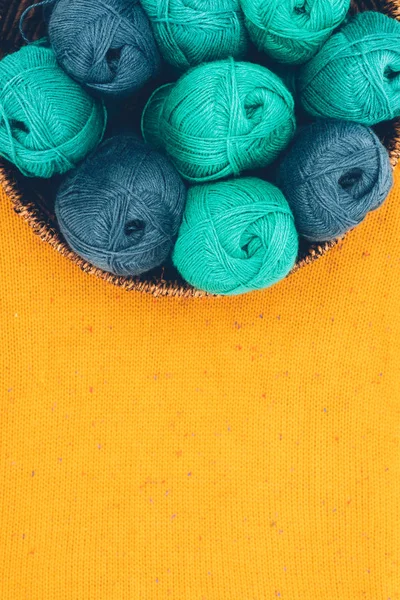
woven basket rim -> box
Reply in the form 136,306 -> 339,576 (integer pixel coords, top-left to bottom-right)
1,0 -> 400,298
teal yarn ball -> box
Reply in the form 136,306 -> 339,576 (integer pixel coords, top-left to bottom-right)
142,59 -> 296,182
0,40 -> 106,178
140,0 -> 248,71
299,11 -> 400,125
278,119 -> 393,242
47,0 -> 160,98
240,0 -> 350,64
172,177 -> 299,295
55,135 -> 187,277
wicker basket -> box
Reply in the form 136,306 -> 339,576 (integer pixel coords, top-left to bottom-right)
1,0 -> 400,297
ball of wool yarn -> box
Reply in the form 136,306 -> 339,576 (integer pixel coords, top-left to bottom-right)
140,0 -> 248,71
46,0 -> 160,98
55,135 -> 187,276
0,40 -> 106,178
141,59 -> 296,182
299,11 -> 400,125
278,119 -> 393,242
172,177 -> 299,295
240,0 -> 350,64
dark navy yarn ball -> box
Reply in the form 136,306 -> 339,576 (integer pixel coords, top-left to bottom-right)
47,0 -> 160,98
277,119 -> 393,242
55,135 -> 187,276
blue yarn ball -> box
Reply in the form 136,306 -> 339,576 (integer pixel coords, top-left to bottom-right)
47,0 -> 160,98
55,135 -> 187,276
278,119 -> 393,242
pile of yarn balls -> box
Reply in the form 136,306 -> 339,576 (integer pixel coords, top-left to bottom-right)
0,0 -> 396,295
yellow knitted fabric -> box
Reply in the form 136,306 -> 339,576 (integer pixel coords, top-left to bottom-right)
0,168 -> 399,599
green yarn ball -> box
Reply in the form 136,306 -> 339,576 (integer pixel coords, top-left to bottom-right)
0,40 -> 107,178
299,11 -> 400,125
141,0 -> 248,71
240,0 -> 350,64
172,177 -> 299,295
142,59 -> 296,182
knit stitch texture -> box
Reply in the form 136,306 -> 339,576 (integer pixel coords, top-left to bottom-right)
0,168 -> 399,598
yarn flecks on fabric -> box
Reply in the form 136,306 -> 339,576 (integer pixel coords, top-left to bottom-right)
55,135 -> 187,277
172,177 -> 299,295
278,119 -> 393,242
299,11 -> 400,125
240,0 -> 350,64
47,0 -> 160,98
140,0 -> 248,71
141,59 -> 296,182
0,40 -> 106,178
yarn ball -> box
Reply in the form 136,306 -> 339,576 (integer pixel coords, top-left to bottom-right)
140,0 -> 248,71
0,40 -> 106,178
46,0 -> 160,98
299,11 -> 400,125
55,135 -> 187,276
142,59 -> 296,182
172,177 -> 299,295
240,0 -> 350,64
278,119 -> 393,242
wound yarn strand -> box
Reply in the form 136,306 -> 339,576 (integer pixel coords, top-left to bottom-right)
299,11 -> 400,125
172,177 -> 299,295
141,58 -> 296,182
19,0 -> 56,43
140,0 -> 248,71
44,0 -> 160,98
55,135 -> 187,277
277,119 -> 393,241
240,0 -> 350,64
0,40 -> 107,178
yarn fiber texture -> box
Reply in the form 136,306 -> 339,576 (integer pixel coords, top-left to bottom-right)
299,11 -> 400,125
0,40 -> 106,178
142,59 -> 296,182
140,0 -> 248,71
172,177 -> 299,295
46,0 -> 160,98
55,135 -> 187,276
240,0 -> 350,64
278,119 -> 393,242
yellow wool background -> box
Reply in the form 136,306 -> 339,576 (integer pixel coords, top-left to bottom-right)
0,167 -> 399,599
